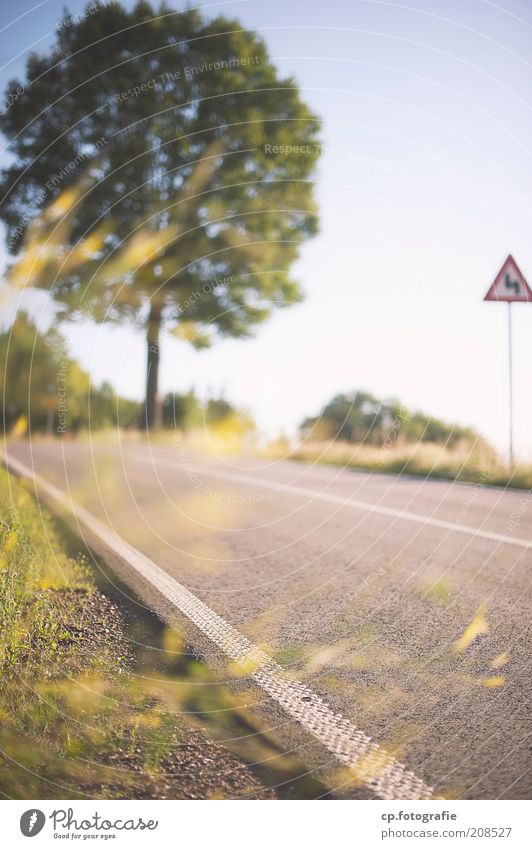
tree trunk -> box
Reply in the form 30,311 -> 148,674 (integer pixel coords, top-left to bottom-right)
145,303 -> 162,430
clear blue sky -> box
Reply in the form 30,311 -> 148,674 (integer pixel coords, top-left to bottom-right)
1,0 -> 532,456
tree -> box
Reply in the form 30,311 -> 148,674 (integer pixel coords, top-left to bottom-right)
0,313 -> 65,433
0,1 -> 320,427
85,380 -> 142,430
301,390 -> 478,447
161,389 -> 201,430
0,312 -> 142,434
161,389 -> 253,433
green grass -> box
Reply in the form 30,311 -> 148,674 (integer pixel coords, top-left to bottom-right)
276,439 -> 532,489
0,466 -> 329,800
0,468 -> 93,676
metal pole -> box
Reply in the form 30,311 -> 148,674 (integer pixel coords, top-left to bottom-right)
508,302 -> 514,466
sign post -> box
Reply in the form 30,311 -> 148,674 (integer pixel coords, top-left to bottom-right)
507,302 -> 514,465
484,254 -> 532,466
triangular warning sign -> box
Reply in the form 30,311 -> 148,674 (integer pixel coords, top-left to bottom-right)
484,255 -> 532,302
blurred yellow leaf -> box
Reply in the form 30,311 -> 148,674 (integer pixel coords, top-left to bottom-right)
45,186 -> 82,221
453,604 -> 489,653
11,415 -> 28,437
9,244 -> 54,287
171,321 -> 211,348
102,225 -> 183,282
62,227 -> 107,271
162,628 -> 184,655
481,676 -> 505,688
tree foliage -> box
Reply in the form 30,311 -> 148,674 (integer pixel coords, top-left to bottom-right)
0,313 -> 140,432
0,313 -> 63,432
0,2 -> 320,425
301,390 -> 478,447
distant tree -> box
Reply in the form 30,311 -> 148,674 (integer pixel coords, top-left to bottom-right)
0,314 -> 141,434
301,390 -> 477,447
0,1 -> 320,428
205,397 -> 233,423
162,390 -> 201,430
0,313 -> 64,433
60,359 -> 91,431
88,380 -> 142,430
301,391 -> 387,445
161,389 -> 252,432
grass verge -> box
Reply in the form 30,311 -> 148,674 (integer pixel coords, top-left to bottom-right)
277,439 -> 532,489
0,465 -> 328,799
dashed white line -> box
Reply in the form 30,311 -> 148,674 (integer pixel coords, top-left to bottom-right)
3,451 -> 433,800
131,452 -> 532,550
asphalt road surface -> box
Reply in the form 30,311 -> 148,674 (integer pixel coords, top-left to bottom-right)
4,438 -> 531,799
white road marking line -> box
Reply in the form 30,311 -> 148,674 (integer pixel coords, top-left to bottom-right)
3,451 -> 432,800
132,452 -> 532,550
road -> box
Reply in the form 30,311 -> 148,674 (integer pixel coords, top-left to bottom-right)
4,438 -> 530,799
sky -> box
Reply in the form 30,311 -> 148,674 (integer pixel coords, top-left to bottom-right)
1,0 -> 532,457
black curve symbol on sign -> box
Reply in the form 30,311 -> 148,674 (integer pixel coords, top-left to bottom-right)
504,272 -> 521,295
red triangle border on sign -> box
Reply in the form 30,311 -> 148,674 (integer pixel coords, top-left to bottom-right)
484,254 -> 532,303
